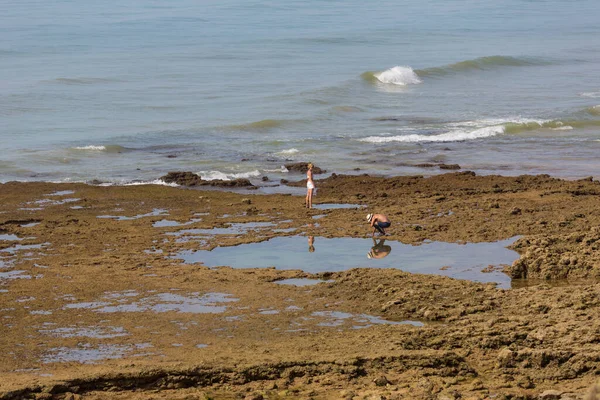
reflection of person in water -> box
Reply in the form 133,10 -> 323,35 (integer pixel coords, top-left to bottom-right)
308,236 -> 315,252
367,238 -> 391,259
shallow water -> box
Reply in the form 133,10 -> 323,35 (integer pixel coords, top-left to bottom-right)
173,236 -> 519,288
64,291 -> 239,314
275,278 -> 334,287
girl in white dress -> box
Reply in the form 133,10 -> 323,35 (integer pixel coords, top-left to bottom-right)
305,163 -> 315,208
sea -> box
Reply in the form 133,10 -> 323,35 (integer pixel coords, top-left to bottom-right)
2,0 -> 600,187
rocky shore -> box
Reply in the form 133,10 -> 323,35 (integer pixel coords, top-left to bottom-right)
1,172 -> 600,399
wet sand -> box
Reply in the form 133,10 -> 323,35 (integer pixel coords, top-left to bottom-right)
2,172 -> 600,399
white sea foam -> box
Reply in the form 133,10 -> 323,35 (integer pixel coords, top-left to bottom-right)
126,179 -> 180,187
264,166 -> 289,173
375,66 -> 422,86
278,148 -> 299,155
73,145 -> 106,151
580,92 -> 600,98
550,126 -> 573,131
199,170 -> 261,181
360,125 -> 505,143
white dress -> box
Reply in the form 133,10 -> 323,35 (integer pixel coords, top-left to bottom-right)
307,172 -> 315,190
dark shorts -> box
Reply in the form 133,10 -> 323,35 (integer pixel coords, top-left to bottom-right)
374,221 -> 391,233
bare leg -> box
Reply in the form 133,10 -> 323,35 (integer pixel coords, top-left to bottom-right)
307,188 -> 313,208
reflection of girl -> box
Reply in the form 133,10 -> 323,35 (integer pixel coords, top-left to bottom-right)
305,163 -> 315,208
308,236 -> 315,252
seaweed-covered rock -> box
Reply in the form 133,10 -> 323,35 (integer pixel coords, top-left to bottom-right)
160,171 -> 203,186
204,179 -> 254,187
284,162 -> 325,174
160,172 -> 254,188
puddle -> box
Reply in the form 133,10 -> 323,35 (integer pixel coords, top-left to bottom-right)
64,292 -> 238,314
0,234 -> 22,241
273,228 -> 297,233
97,209 -> 169,221
167,222 -> 276,237
0,270 -> 32,280
42,343 -> 151,364
1,243 -> 47,254
39,326 -> 128,339
275,278 -> 334,286
313,203 -> 366,210
311,215 -> 326,220
46,190 -> 75,196
153,218 -> 201,228
196,344 -> 208,349
173,236 -> 520,288
310,311 -> 423,328
32,198 -> 81,206
259,309 -> 280,315
20,222 -> 41,228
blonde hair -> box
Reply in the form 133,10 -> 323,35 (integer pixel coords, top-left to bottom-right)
307,162 -> 313,169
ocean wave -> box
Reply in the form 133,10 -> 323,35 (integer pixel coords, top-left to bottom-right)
580,92 -> 600,98
264,166 -> 289,173
278,148 -> 299,155
199,170 -> 261,181
71,145 -> 127,153
416,55 -> 551,77
226,119 -> 285,131
586,105 -> 600,116
48,77 -> 119,85
362,66 -> 422,86
359,126 -> 505,143
359,118 -> 600,143
503,119 -> 600,133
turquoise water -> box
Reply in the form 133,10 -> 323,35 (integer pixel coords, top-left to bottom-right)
2,0 -> 600,184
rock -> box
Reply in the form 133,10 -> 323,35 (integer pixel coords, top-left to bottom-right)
241,198 -> 252,205
262,176 -> 269,181
161,171 -> 203,186
497,348 -> 515,368
373,375 -> 390,386
439,164 -> 461,170
538,389 -> 563,399
284,162 -> 325,174
244,394 -> 264,400
510,207 -> 522,215
204,178 -> 254,187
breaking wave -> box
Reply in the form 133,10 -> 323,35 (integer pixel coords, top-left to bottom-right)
278,148 -> 299,155
586,105 -> 600,116
199,170 -> 261,181
362,66 -> 422,86
359,126 -> 505,143
359,118 -> 600,144
361,56 -> 551,85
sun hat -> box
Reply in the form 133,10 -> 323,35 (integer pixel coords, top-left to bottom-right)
366,213 -> 373,222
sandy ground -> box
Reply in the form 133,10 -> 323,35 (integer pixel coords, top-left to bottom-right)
2,172 -> 600,399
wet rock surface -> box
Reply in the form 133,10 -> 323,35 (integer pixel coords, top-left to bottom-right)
160,171 -> 254,187
284,162 -> 325,174
1,173 -> 600,399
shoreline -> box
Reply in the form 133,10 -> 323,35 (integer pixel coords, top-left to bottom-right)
1,172 -> 600,399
